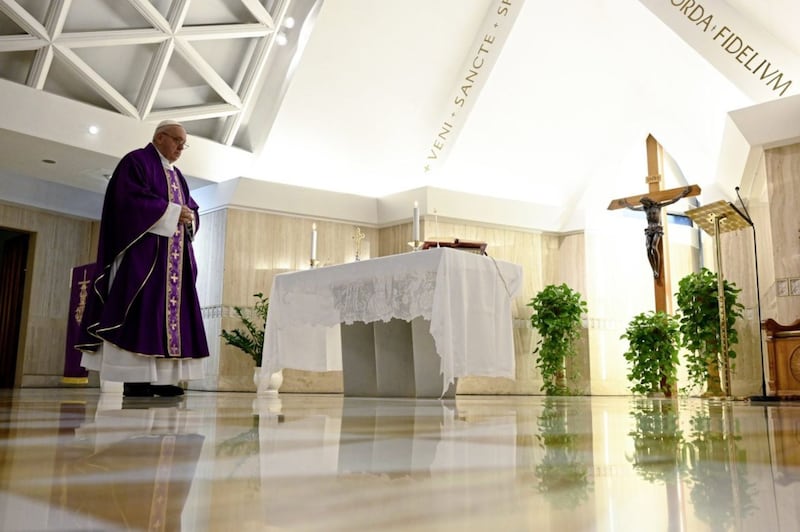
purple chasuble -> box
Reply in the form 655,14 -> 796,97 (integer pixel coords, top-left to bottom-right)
76,143 -> 209,360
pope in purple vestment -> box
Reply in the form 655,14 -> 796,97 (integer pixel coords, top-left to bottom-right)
77,120 -> 209,395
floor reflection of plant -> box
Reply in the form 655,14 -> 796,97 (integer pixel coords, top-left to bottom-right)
627,401 -> 757,529
535,399 -> 592,508
216,414 -> 261,487
627,400 -> 685,483
684,404 -> 756,530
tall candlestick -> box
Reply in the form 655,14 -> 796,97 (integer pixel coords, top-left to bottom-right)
434,208 -> 440,247
311,223 -> 318,262
412,201 -> 420,243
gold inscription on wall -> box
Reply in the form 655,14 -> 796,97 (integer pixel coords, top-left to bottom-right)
424,0 -> 517,172
669,0 -> 793,96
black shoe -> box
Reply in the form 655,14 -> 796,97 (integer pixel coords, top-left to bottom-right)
123,382 -> 155,397
150,384 -> 184,397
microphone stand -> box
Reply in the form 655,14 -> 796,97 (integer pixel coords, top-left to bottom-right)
732,187 -> 768,399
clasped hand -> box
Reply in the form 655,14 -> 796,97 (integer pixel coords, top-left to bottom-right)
179,205 -> 194,226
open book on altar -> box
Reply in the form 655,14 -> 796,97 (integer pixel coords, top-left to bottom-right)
421,237 -> 487,255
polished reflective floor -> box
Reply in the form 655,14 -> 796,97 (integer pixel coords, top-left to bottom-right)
1,389 -> 799,531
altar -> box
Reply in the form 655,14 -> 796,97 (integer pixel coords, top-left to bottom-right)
260,247 -> 523,397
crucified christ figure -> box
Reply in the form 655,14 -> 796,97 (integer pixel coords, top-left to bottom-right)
608,134 -> 702,315
624,187 -> 692,279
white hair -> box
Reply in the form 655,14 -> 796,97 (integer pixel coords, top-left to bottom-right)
154,120 -> 184,134
153,120 -> 185,142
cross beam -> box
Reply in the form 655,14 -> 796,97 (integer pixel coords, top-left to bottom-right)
607,135 -> 700,314
607,184 -> 701,211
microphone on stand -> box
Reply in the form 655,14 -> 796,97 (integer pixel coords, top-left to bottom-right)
730,186 -> 753,227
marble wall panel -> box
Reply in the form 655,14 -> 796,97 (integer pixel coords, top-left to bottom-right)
741,142 -> 800,396
15,166 -> 791,398
718,225 -> 765,396
586,214 -> 648,395
749,201 -> 778,325
689,149 -> 775,396
556,233 -> 590,394
194,209 -> 227,308
765,144 -> 800,323
0,201 -> 96,387
210,208 -> 379,392
378,222 -> 414,256
278,368 -> 344,393
191,209 -> 227,390
662,224 -> 702,392
222,209 -> 379,306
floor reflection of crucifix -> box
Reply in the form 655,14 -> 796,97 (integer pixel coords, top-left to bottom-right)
607,135 -> 701,313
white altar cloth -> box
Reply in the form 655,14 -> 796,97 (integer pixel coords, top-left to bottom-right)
261,247 -> 523,392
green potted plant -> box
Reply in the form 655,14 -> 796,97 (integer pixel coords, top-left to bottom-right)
220,292 -> 269,367
527,283 -> 587,395
621,311 -> 681,397
675,268 -> 744,396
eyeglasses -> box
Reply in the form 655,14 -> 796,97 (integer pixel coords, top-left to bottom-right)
162,132 -> 189,149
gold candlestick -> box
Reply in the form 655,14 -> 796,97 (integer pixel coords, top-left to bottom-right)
407,240 -> 423,251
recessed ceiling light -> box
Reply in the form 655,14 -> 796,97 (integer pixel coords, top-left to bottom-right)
42,159 -> 56,164
88,125 -> 99,135
283,17 -> 295,29
276,32 -> 288,46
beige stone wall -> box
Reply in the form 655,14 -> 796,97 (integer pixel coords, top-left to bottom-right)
0,201 -> 96,387
725,142 -> 800,396
214,211 -> 577,395
0,198 -> 640,395
200,208 -> 379,392
714,221 -> 765,396
765,144 -> 800,322
691,142 -> 799,397
190,208 -> 227,391
87,206 -> 585,395
12,146 -> 798,398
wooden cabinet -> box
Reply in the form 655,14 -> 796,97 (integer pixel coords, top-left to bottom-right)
762,319 -> 800,397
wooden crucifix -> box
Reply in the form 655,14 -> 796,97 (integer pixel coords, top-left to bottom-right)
608,135 -> 701,313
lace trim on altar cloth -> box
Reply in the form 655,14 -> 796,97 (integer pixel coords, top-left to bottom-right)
331,271 -> 437,324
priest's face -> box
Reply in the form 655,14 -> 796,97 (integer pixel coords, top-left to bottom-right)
155,126 -> 188,163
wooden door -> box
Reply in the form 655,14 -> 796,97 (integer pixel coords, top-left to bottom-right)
0,232 -> 30,388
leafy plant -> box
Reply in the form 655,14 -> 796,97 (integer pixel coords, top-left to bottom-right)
675,268 -> 743,395
527,283 -> 587,395
220,292 -> 269,366
621,311 -> 681,396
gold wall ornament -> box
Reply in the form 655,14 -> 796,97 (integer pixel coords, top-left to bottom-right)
353,226 -> 366,261
74,269 -> 90,325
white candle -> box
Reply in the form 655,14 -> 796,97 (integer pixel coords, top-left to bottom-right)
311,223 -> 318,261
412,201 -> 420,242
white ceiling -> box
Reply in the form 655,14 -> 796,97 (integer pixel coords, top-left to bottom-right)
1,0 -> 799,229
